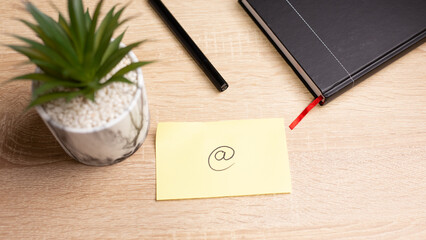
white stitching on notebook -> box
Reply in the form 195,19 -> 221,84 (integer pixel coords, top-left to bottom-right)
284,0 -> 355,86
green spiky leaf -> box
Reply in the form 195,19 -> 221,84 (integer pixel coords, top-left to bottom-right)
101,31 -> 126,64
97,41 -> 144,77
111,61 -> 153,79
28,90 -> 84,109
102,76 -> 134,87
33,80 -> 84,97
8,0 -> 153,109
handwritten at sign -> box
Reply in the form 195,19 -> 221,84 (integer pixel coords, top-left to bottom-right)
208,146 -> 236,171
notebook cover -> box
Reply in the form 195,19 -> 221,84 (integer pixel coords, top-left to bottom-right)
239,0 -> 426,103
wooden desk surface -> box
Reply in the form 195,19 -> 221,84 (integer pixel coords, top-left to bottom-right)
1,0 -> 425,239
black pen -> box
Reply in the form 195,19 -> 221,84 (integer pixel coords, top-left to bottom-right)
149,0 -> 229,92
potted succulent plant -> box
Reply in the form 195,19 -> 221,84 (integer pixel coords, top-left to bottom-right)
7,0 -> 152,166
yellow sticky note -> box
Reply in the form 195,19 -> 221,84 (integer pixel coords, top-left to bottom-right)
155,118 -> 291,200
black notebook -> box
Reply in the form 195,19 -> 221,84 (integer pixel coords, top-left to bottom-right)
240,0 -> 426,103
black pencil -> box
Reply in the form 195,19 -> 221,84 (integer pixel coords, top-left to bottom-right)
148,0 -> 229,92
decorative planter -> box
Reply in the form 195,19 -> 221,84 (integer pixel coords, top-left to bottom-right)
33,48 -> 150,166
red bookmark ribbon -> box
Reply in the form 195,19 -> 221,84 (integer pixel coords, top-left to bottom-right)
289,95 -> 323,130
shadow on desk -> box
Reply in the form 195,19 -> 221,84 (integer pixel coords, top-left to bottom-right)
0,109 -> 72,167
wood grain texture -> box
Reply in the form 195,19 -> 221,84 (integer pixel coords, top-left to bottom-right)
0,0 -> 425,239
